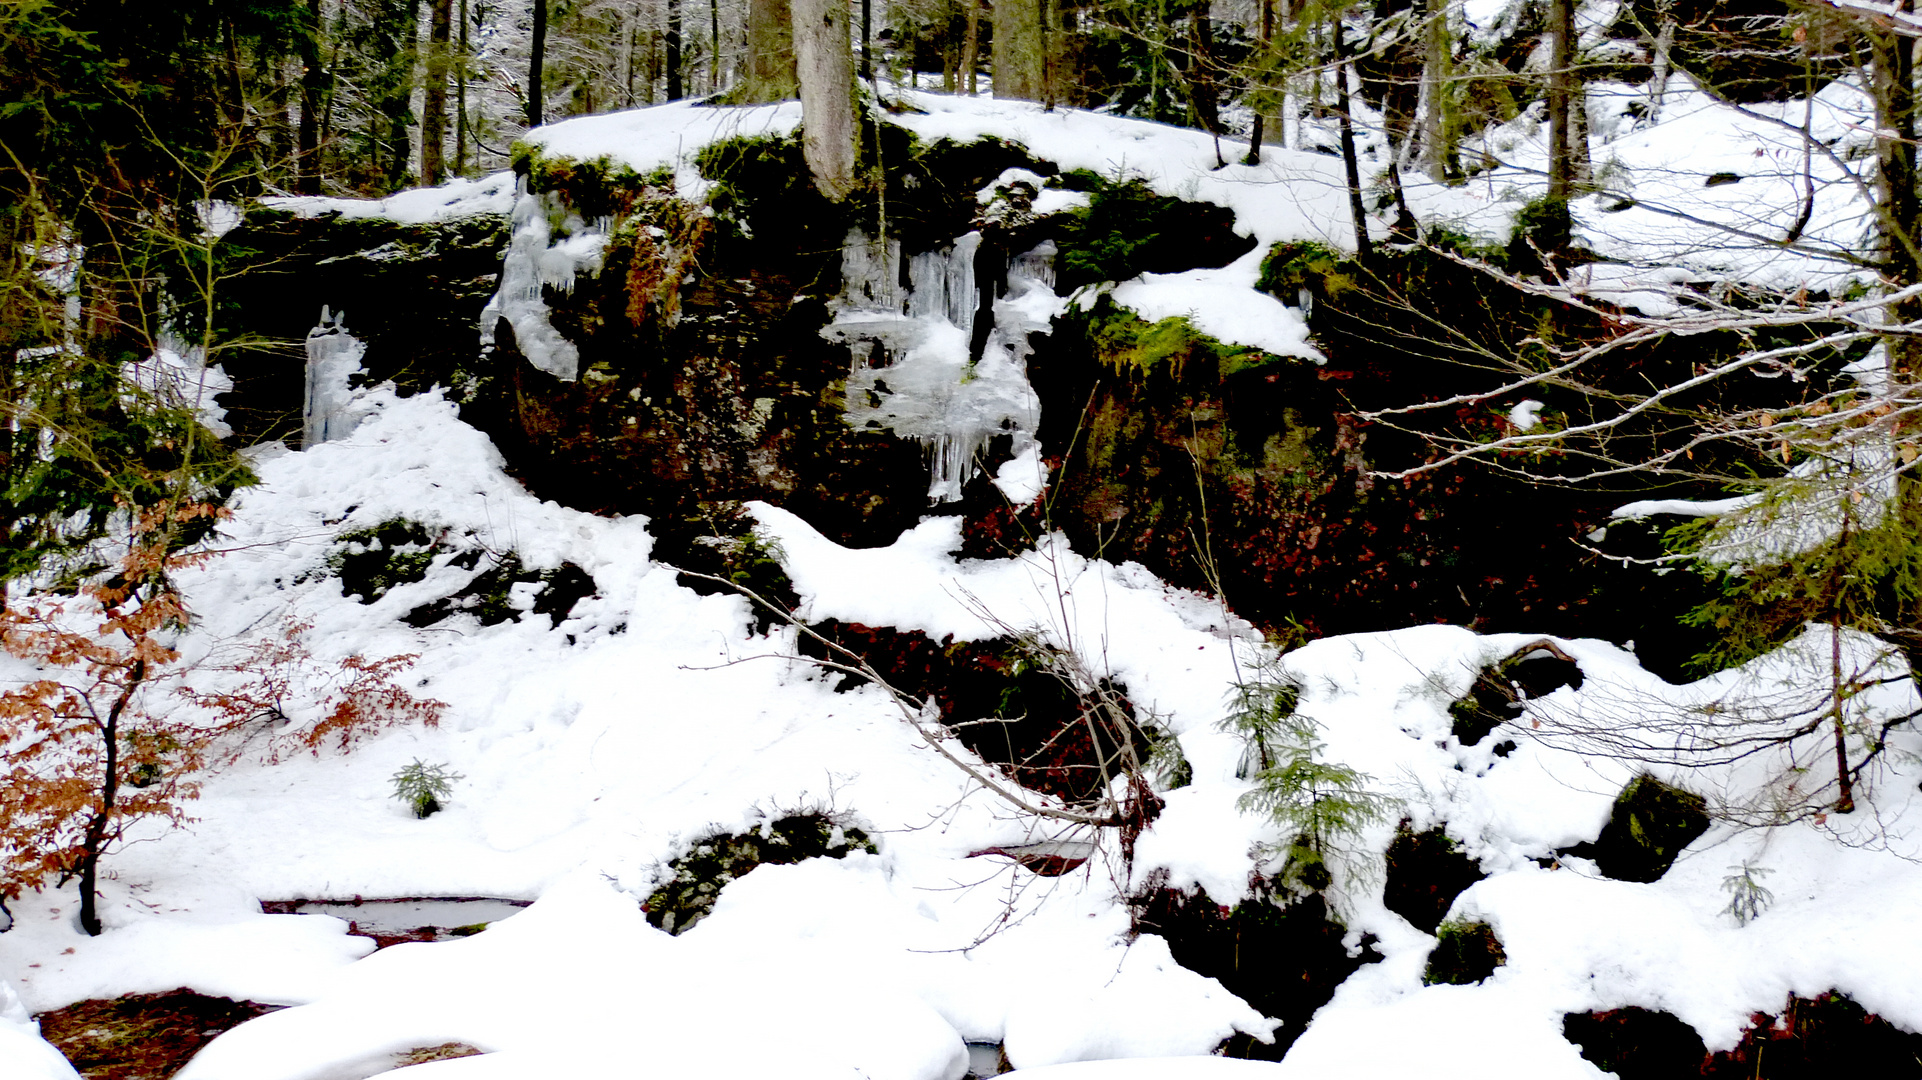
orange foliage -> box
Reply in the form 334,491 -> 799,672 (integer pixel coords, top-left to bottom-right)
0,506 -> 446,925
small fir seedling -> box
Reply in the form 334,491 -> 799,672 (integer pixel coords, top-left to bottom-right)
392,759 -> 463,818
1720,862 -> 1774,926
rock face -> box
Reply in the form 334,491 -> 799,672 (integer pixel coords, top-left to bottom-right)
216,209 -> 511,445
221,121 -> 1722,657
1564,993 -> 1922,1080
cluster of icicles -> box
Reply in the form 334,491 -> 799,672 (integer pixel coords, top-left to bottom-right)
831,228 -> 1059,502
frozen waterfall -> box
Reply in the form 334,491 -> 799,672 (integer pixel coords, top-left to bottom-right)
478,183 -> 610,382
830,229 -> 1060,503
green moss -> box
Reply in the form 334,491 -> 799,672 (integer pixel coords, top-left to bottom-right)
327,519 -> 439,603
511,146 -> 665,220
1423,919 -> 1506,985
1255,240 -> 1360,309
1076,298 -> 1275,382
644,813 -> 877,934
401,554 -> 595,629
694,132 -> 819,242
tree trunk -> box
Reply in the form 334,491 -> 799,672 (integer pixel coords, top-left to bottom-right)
713,0 -> 724,93
456,0 -> 469,173
743,0 -> 799,102
78,660 -> 144,938
528,0 -> 547,127
1332,16 -> 1372,262
298,0 -> 325,194
668,0 -> 685,100
792,0 -> 858,200
961,0 -> 980,94
1244,0 -> 1274,165
422,0 -> 454,184
1186,7 -> 1222,150
861,0 -> 873,80
1648,4 -> 1674,125
1546,0 -> 1574,203
994,0 -> 1045,100
1418,0 -> 1455,182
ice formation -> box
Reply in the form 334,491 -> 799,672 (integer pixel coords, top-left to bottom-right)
477,184 -> 611,382
302,307 -> 366,448
831,228 -> 1058,503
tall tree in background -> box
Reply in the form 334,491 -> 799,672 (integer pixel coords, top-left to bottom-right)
422,0 -> 455,183
995,0 -> 1046,101
529,0 -> 549,126
298,0 -> 327,193
743,0 -> 798,100
792,0 -> 856,198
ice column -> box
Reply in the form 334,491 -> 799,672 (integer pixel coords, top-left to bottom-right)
304,306 -> 367,448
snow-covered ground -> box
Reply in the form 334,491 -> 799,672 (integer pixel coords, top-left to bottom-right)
6,87 -> 1921,1079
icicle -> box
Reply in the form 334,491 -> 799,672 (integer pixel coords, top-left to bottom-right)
304,308 -> 367,448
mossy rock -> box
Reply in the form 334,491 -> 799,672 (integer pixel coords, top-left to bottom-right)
1072,298 -> 1276,384
1575,774 -> 1709,884
798,622 -> 1151,806
401,552 -> 596,629
1382,823 -> 1485,934
1055,177 -> 1255,291
1422,919 -> 1506,985
328,518 -> 440,602
662,502 -> 799,637
644,813 -> 877,935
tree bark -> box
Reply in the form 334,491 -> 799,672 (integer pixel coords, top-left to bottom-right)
792,0 -> 857,200
1546,0 -> 1574,203
1244,0 -> 1274,165
961,0 -> 980,94
297,0 -> 325,194
743,0 -> 799,102
528,0 -> 547,127
1418,0 -> 1454,181
422,0 -> 454,184
994,0 -> 1045,100
1332,16 -> 1372,262
456,0 -> 469,173
668,0 -> 685,100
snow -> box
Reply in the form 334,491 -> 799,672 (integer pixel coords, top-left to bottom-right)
7,375 -> 1922,1080
9,80 -> 1922,1080
1,979 -> 80,1080
265,173 -> 520,225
